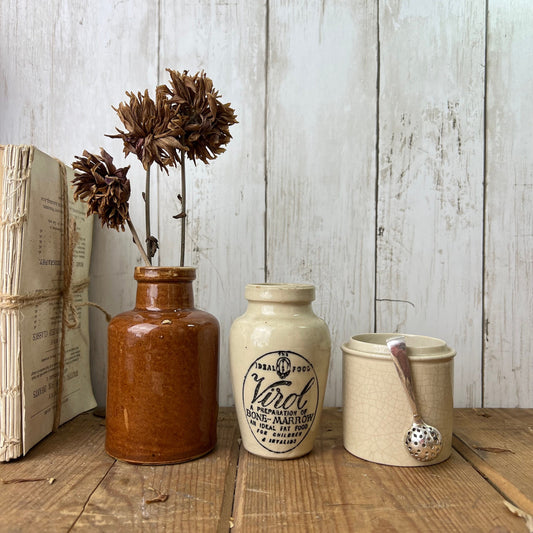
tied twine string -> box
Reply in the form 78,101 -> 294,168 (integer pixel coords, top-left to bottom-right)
52,162 -> 111,431
53,164 -> 75,431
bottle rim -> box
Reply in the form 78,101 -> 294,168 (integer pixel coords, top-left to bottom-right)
134,266 -> 196,281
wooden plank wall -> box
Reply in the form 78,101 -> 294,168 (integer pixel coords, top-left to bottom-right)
0,1 -> 531,408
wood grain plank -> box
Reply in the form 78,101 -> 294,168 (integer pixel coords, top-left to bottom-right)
483,1 -> 533,407
157,0 -> 267,407
232,409 -> 525,531
266,0 -> 378,407
376,2 -> 486,407
2,409 -> 532,531
0,411 -> 114,533
72,408 -> 239,531
453,408 -> 533,515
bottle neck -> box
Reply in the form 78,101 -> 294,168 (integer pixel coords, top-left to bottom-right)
135,279 -> 195,311
133,266 -> 196,311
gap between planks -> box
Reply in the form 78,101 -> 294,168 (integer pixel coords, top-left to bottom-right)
67,458 -> 118,532
217,428 -> 242,533
452,434 -> 533,517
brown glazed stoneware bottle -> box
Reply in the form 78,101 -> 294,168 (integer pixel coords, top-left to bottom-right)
105,266 -> 219,464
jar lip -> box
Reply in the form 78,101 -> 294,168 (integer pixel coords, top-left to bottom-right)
245,283 -> 315,302
134,266 -> 196,281
342,332 -> 455,361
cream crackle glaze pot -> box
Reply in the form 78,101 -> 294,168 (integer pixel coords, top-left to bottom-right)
342,333 -> 455,467
230,284 -> 331,459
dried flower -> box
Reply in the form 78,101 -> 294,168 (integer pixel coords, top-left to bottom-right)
72,149 -> 131,231
157,69 -> 238,164
108,90 -> 186,171
72,67 -> 237,267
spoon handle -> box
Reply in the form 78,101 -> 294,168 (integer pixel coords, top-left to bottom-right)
386,336 -> 420,419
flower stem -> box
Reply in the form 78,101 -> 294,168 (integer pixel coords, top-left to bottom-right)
127,218 -> 151,266
145,165 -> 152,265
180,150 -> 186,267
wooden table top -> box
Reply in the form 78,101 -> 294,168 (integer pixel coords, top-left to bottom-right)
1,408 -> 532,532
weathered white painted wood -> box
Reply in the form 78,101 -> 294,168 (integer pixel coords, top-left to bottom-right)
376,2 -> 486,407
266,0 -> 378,406
484,1 -> 533,407
157,1 -> 267,405
0,0 -> 159,405
1,1 -> 532,408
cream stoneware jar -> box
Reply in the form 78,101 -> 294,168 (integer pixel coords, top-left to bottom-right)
342,333 -> 455,467
230,284 -> 331,459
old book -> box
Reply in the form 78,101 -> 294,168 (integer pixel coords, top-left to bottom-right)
0,145 -> 96,461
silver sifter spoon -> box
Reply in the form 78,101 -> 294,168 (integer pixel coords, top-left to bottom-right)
386,336 -> 442,462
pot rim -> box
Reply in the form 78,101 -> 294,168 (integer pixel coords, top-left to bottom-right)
342,332 -> 455,361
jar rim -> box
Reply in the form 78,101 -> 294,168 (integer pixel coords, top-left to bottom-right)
134,266 -> 196,281
245,283 -> 315,302
341,332 -> 455,361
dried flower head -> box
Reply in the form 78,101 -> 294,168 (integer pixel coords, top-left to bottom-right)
72,149 -> 131,231
108,90 -> 186,171
157,69 -> 238,164
72,67 -> 237,267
